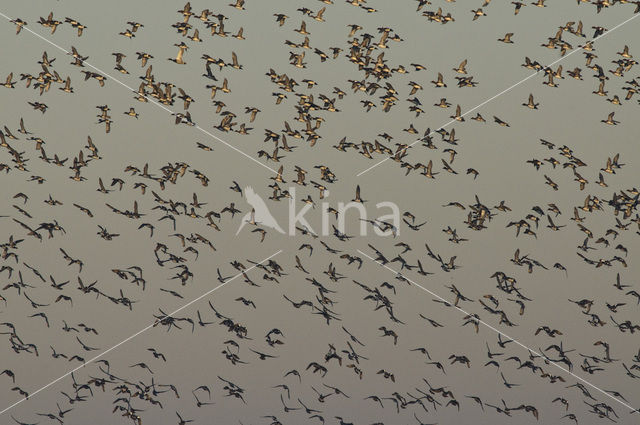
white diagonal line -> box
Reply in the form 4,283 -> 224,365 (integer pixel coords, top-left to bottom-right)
356,12 -> 640,177
356,249 -> 638,413
0,249 -> 283,416
0,11 -> 278,175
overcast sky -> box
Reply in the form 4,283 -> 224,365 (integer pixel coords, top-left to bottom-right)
1,1 -> 640,424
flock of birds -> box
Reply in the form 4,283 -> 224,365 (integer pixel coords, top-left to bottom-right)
1,0 -> 640,424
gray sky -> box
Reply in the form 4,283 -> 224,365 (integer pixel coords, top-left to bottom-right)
1,1 -> 640,424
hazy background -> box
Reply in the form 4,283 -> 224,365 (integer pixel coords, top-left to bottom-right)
0,0 -> 639,424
